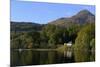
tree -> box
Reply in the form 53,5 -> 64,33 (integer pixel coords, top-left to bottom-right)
90,38 -> 95,50
74,23 -> 95,62
67,24 -> 81,43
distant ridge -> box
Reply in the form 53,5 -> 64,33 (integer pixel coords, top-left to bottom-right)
11,21 -> 43,31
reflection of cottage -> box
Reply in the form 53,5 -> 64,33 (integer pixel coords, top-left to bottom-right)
64,42 -> 72,57
64,51 -> 72,58
64,42 -> 72,47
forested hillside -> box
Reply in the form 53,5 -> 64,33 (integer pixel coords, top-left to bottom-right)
11,10 -> 95,50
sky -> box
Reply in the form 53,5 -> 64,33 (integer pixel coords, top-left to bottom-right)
11,0 -> 95,24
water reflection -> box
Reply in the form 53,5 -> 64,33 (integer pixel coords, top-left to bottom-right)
74,50 -> 95,62
11,49 -> 95,66
64,51 -> 72,58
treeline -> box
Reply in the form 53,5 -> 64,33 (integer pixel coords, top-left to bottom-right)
11,22 -> 82,49
11,22 -> 95,50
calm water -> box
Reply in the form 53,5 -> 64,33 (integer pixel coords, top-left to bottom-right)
11,49 -> 95,66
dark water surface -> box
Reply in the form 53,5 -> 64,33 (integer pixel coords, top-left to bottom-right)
11,49 -> 95,66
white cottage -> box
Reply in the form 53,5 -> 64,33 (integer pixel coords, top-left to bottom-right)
64,42 -> 72,47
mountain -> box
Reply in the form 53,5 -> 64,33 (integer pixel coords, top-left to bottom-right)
11,10 -> 95,31
11,21 -> 43,32
49,10 -> 95,27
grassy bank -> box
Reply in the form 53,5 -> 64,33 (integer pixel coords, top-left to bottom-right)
56,45 -> 68,53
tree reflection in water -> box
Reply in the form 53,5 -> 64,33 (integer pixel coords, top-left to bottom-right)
74,50 -> 95,62
11,49 -> 95,67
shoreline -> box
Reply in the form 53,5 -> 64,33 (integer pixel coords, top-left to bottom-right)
12,48 -> 57,51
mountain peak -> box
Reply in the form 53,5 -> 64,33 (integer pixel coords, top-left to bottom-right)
77,9 -> 94,16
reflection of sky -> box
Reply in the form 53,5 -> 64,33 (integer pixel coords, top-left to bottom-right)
11,0 -> 95,24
